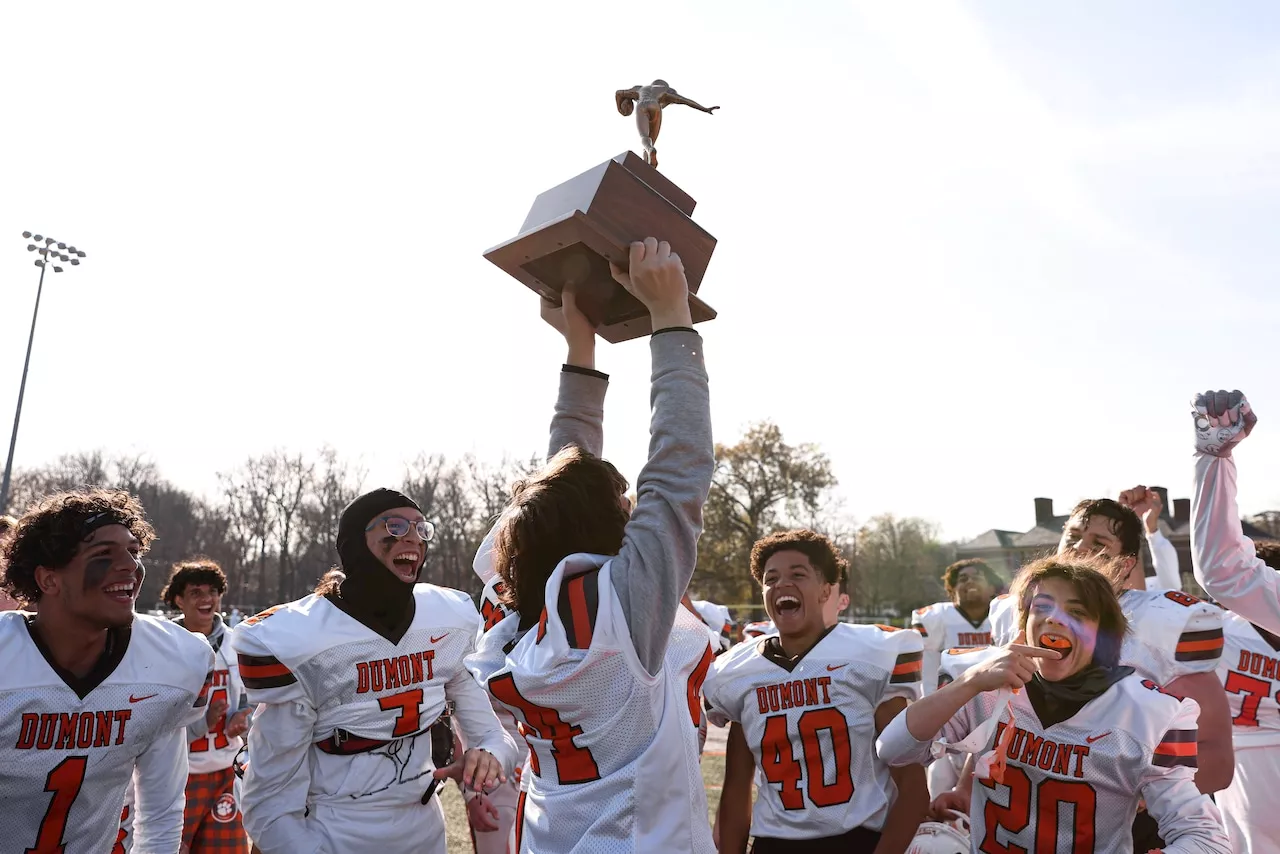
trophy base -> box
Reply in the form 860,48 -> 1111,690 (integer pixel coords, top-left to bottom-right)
484,152 -> 717,344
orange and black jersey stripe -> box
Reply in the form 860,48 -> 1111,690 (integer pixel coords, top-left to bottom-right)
1153,728 -> 1197,769
1175,628 -> 1225,662
193,670 -> 214,708
890,651 -> 923,684
238,653 -> 298,690
557,571 -> 601,650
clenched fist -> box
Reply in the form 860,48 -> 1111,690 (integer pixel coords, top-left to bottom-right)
1192,390 -> 1257,457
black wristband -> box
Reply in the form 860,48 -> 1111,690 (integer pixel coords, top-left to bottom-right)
562,364 -> 609,380
651,326 -> 697,337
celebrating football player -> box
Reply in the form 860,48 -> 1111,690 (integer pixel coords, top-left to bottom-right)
911,559 -> 1001,695
878,556 -> 1230,853
465,238 -> 717,853
235,488 -> 518,854
706,529 -> 929,853
0,489 -> 215,852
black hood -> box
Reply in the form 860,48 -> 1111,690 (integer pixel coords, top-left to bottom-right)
327,488 -> 423,643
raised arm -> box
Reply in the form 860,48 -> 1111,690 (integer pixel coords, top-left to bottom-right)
664,92 -> 719,113
543,289 -> 607,458
606,238 -> 714,675
1189,390 -> 1280,631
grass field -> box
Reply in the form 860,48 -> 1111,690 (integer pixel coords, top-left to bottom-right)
440,744 -> 729,852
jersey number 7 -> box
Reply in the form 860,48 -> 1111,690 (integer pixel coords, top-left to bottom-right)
759,709 -> 855,810
1225,670 -> 1275,727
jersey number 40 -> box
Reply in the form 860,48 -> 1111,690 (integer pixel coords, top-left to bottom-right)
760,709 -> 856,810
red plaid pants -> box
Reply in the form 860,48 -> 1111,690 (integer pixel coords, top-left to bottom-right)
183,767 -> 250,853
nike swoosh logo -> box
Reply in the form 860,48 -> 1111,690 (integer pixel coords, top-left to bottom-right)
129,693 -> 158,703
826,663 -> 848,672
430,633 -> 449,644
1086,732 -> 1111,744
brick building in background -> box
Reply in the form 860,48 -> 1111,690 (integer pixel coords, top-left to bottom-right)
955,487 -> 1274,594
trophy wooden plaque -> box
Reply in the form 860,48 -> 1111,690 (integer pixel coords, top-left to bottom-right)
483,151 -> 716,343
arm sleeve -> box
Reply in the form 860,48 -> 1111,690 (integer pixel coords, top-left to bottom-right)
876,698 -> 975,767
1192,452 -> 1280,633
447,664 -> 519,777
1147,530 -> 1183,592
609,331 -> 714,675
883,630 -> 926,704
1142,699 -> 1232,854
910,608 -> 943,693
240,699 -> 331,854
547,368 -> 608,458
130,723 -> 189,853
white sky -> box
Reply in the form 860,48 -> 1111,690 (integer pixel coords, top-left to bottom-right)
2,0 -> 1278,541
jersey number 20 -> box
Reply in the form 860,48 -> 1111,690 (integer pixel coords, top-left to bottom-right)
981,766 -> 1096,853
759,709 -> 855,809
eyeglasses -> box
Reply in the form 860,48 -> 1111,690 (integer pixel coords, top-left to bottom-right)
365,516 -> 436,542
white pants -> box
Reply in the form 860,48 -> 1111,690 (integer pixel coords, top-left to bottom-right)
1217,741 -> 1280,854
308,798 -> 447,854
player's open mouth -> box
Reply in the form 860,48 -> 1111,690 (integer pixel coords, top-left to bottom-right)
197,604 -> 214,616
391,550 -> 420,579
773,595 -> 801,615
1038,632 -> 1073,655
104,581 -> 136,603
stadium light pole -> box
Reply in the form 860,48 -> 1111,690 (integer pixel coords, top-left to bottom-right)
1,232 -> 87,512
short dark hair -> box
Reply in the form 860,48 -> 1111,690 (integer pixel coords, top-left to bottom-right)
1012,554 -> 1129,670
0,489 -> 155,607
160,557 -> 228,608
493,445 -> 630,616
750,529 -> 848,586
942,559 -> 1003,598
1255,540 -> 1280,572
1065,498 -> 1144,559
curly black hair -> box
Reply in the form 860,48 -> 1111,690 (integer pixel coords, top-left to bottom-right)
160,557 -> 227,608
750,529 -> 849,586
0,489 -> 155,607
942,558 -> 1004,598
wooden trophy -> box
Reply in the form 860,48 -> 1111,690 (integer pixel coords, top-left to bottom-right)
484,81 -> 719,343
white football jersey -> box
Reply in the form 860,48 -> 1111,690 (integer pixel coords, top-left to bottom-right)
180,615 -> 247,774
898,649 -> 1228,853
1215,608 -> 1280,854
0,612 -> 213,854
235,585 -> 500,812
911,601 -> 993,695
467,554 -> 716,854
691,599 -> 734,653
1119,588 -> 1224,685
988,593 -> 1018,646
703,623 -> 924,840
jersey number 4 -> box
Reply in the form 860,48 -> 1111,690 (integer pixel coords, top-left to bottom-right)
759,709 -> 855,810
488,673 -> 601,784
191,687 -> 230,752
981,766 -> 1096,853
1225,670 -> 1276,727
27,756 -> 87,854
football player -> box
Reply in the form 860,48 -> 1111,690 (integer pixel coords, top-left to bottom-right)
878,555 -> 1230,853
1191,390 -> 1280,632
706,529 -> 929,853
911,559 -> 1000,694
0,489 -> 215,851
235,488 -> 518,854
162,557 -> 253,852
1214,538 -> 1280,853
466,239 -> 717,853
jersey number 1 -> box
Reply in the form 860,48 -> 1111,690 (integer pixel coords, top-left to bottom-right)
759,709 -> 855,810
27,756 -> 87,854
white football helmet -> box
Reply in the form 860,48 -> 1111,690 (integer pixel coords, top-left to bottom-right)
906,809 -> 970,854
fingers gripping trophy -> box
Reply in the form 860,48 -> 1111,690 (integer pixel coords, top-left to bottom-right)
484,79 -> 720,342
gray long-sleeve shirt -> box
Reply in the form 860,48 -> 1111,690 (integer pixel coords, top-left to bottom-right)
546,330 -> 713,675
